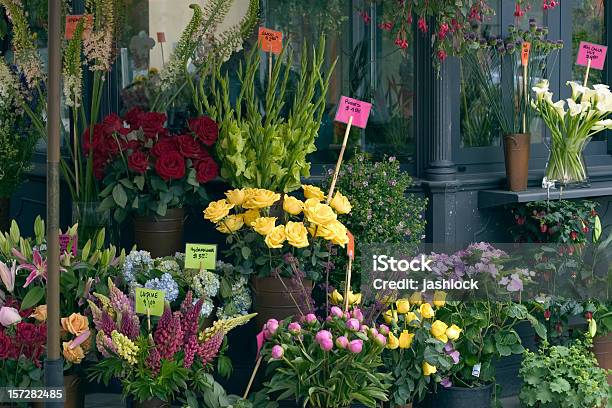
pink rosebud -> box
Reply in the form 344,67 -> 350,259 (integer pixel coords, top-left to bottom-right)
320,338 -> 334,351
348,339 -> 363,354
271,345 -> 284,359
369,327 -> 379,338
0,306 -> 21,327
304,313 -> 317,325
375,334 -> 387,347
330,306 -> 343,318
352,308 -> 364,322
378,324 -> 390,336
265,319 -> 279,334
335,336 -> 349,349
315,330 -> 332,344
346,318 -> 360,331
288,322 -> 301,334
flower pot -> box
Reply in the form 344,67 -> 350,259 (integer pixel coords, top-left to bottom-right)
503,133 -> 530,192
72,201 -> 109,244
545,139 -> 590,187
251,276 -> 313,329
133,207 -> 184,258
593,333 -> 612,385
131,398 -> 170,408
427,383 -> 493,408
0,197 -> 10,232
64,373 -> 85,408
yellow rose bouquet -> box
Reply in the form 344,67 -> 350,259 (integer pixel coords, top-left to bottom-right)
380,293 -> 462,406
203,185 -> 352,280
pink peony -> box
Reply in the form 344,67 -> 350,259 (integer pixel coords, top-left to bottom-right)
330,306 -> 343,318
320,338 -> 333,352
335,336 -> 349,349
346,318 -> 360,332
288,322 -> 301,334
315,330 -> 332,344
271,345 -> 284,359
348,339 -> 363,354
304,313 -> 317,325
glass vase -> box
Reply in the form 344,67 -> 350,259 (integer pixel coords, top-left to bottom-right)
545,140 -> 590,187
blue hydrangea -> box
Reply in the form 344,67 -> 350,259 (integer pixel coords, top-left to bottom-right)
192,270 -> 220,299
200,298 -> 214,318
144,273 -> 179,302
123,250 -> 153,283
156,259 -> 180,275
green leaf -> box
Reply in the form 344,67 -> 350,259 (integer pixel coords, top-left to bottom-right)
241,246 -> 251,259
21,286 -> 45,310
112,184 -> 128,208
134,175 -> 145,191
549,378 -> 571,394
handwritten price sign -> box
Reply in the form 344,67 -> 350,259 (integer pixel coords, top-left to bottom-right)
347,230 -> 355,260
135,288 -> 165,316
59,234 -> 78,256
65,14 -> 93,40
185,243 -> 217,270
521,42 -> 531,67
577,41 -> 608,70
258,27 -> 283,54
334,96 -> 372,129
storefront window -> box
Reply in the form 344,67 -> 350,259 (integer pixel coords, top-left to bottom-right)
572,1 -> 605,86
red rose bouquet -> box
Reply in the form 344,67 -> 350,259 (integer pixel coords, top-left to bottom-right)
96,108 -> 219,221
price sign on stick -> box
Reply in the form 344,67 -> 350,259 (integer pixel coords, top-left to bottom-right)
347,230 -> 355,260
577,41 -> 608,86
135,288 -> 165,316
521,42 -> 531,66
59,234 -> 78,256
258,27 -> 283,54
185,243 -> 217,270
65,15 -> 93,40
156,32 -> 166,43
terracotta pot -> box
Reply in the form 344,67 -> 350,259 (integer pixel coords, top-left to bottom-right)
593,333 -> 612,385
252,276 -> 313,329
134,208 -> 184,258
503,133 -> 530,192
131,398 -> 170,408
0,197 -> 9,233
64,373 -> 85,408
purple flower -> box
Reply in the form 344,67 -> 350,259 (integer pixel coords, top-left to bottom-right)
448,350 -> 460,364
271,345 -> 284,359
346,318 -> 360,331
17,250 -> 48,287
440,377 -> 453,388
335,336 -> 349,349
320,338 -> 333,351
348,339 -> 363,353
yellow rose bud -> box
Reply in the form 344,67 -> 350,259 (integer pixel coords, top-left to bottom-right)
62,342 -> 85,364
396,299 -> 411,314
31,305 -> 47,322
399,330 -> 415,349
243,189 -> 281,209
225,189 -> 246,206
303,198 -> 337,226
242,209 -> 260,226
329,289 -> 344,305
405,312 -> 419,326
433,291 -> 447,308
61,313 -> 89,336
409,292 -> 423,306
446,324 -> 462,341
252,217 -> 277,236
203,199 -> 234,223
422,361 -> 437,376
431,320 -> 449,343
384,309 -> 398,324
283,196 -> 304,215
285,221 -> 309,248
302,184 -> 325,200
387,332 -> 400,350
320,220 -> 349,247
420,303 -> 435,319
348,291 -> 361,305
330,191 -> 352,214
216,214 -> 244,234
264,225 -> 286,249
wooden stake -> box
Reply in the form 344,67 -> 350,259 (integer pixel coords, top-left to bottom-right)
268,51 -> 272,85
160,43 -> 165,66
327,115 -> 354,204
584,58 -> 592,87
243,355 -> 263,399
147,307 -> 151,333
523,63 -> 528,133
343,257 -> 353,313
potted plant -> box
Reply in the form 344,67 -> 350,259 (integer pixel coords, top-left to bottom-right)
532,80 -> 612,186
87,282 -> 254,407
519,337 -> 610,407
463,20 -> 563,191
96,108 -> 219,257
587,302 -> 612,385
203,185 -> 351,328
257,306 -> 391,407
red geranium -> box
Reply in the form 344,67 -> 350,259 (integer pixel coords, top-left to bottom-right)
176,134 -> 203,159
128,150 -> 149,174
155,151 -> 186,181
188,116 -> 218,146
195,156 -> 219,183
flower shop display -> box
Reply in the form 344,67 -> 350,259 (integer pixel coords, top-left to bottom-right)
519,337 -> 611,408
203,185 -> 351,328
201,37 -> 335,193
257,307 -> 391,408
532,80 -> 612,186
95,109 -> 219,257
464,20 -> 563,191
88,280 -> 254,407
381,296 -> 462,407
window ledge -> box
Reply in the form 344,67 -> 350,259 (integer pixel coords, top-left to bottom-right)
478,180 -> 612,208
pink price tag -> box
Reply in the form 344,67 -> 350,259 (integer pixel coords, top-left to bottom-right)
577,41 -> 607,70
59,234 -> 78,256
255,330 -> 265,359
334,96 -> 372,129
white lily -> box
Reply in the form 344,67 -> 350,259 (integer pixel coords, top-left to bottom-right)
552,100 -> 566,119
0,260 -> 15,292
567,98 -> 583,117
592,119 -> 612,132
567,81 -> 586,100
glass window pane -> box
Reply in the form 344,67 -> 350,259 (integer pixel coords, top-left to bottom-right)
572,0 -> 605,85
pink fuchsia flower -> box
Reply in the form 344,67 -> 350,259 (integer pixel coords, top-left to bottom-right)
0,306 -> 21,326
346,318 -> 360,331
315,330 -> 332,344
0,260 -> 16,292
335,336 -> 349,349
288,322 -> 301,334
330,306 -> 343,318
271,345 -> 284,359
348,339 -> 363,354
320,338 -> 333,351
374,334 -> 387,347
17,250 -> 48,287
378,324 -> 390,336
418,17 -> 428,33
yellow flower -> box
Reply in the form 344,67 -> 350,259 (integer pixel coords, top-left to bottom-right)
405,312 -> 420,326
409,292 -> 423,306
323,220 -> 349,246
431,320 -> 449,343
387,332 -> 400,350
252,217 -> 277,236
446,324 -> 462,341
204,199 -> 234,223
225,189 -> 246,206
62,342 -> 85,364
399,330 -> 415,349
348,291 -> 362,305
285,221 -> 309,248
303,198 -> 337,226
433,291 -> 447,308
396,299 -> 410,314
330,191 -> 352,214
302,184 -> 325,200
419,303 -> 435,319
217,214 -> 244,234
111,330 -> 139,365
242,209 -> 260,226
283,196 -> 304,215
31,305 -> 47,321
243,189 -> 281,209
329,289 -> 344,305
61,313 -> 89,336
264,225 -> 286,249
384,309 -> 398,324
422,362 -> 437,376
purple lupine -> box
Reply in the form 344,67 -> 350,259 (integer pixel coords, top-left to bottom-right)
180,291 -> 194,315
119,312 -> 140,340
154,309 -> 184,360
198,331 -> 224,365
145,346 -> 161,375
183,334 -> 199,368
182,298 -> 203,342
99,311 -> 117,336
109,281 -> 132,313
95,331 -> 116,357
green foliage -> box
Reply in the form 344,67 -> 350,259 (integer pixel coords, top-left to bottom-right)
519,338 -> 611,408
204,37 -> 336,192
